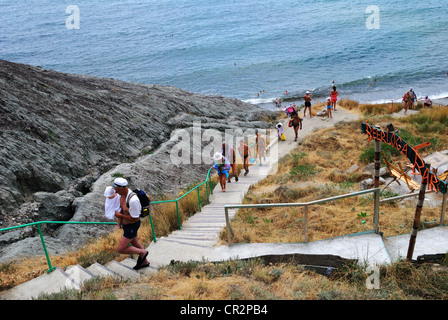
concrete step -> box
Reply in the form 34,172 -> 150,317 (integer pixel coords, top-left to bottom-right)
0,266 -> 81,300
104,260 -> 142,281
181,221 -> 227,229
86,262 -> 119,278
170,230 -> 220,240
155,236 -> 217,248
119,257 -> 157,274
65,264 -> 95,285
0,258 -> 159,300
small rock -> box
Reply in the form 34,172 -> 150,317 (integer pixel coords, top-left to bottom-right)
346,164 -> 359,174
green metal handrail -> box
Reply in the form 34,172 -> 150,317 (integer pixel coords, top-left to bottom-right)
151,166 -> 214,231
0,167 -> 216,273
0,220 -> 116,273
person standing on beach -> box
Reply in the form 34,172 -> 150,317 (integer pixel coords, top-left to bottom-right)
409,88 -> 417,109
326,98 -> 332,118
112,178 -> 149,270
303,91 -> 312,118
330,86 -> 338,111
402,89 -> 412,114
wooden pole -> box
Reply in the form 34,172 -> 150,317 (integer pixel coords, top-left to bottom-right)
373,137 -> 381,234
440,176 -> 448,226
441,192 -> 447,226
406,164 -> 429,261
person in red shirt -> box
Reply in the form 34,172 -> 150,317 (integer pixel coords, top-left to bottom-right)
330,86 -> 338,111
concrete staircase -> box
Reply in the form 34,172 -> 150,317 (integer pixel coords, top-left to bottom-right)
0,132 -> 277,301
0,258 -> 158,300
2,120 -> 448,300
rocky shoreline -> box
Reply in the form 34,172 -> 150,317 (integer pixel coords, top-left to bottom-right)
0,60 -> 276,262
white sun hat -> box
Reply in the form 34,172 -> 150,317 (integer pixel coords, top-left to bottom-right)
213,152 -> 223,161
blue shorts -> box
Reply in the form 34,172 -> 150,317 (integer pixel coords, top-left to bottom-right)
218,169 -> 229,178
122,219 -> 141,239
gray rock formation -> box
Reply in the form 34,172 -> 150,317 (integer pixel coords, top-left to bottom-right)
0,60 -> 275,262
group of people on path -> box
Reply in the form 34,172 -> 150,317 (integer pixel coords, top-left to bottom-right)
213,135 -> 265,192
102,133 -> 268,265
402,88 -> 432,114
282,85 -> 339,120
102,139 -> 259,267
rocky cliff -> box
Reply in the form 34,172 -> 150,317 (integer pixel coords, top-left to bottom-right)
0,60 -> 275,261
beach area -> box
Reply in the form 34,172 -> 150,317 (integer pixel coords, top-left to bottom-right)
257,94 -> 448,114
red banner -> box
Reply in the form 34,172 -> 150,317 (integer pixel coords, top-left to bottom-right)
361,122 -> 447,194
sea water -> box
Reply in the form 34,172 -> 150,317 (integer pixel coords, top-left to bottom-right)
1,0 -> 447,108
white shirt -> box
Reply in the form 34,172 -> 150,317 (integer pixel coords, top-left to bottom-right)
104,195 -> 121,220
126,189 -> 142,218
277,124 -> 284,134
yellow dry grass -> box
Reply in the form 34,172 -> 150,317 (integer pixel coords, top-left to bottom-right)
110,262 -> 363,300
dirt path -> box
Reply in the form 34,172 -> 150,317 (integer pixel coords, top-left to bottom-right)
275,107 -> 360,160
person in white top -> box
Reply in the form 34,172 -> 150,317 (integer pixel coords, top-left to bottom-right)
423,96 -> 432,108
112,177 -> 149,270
104,186 -> 121,227
276,123 -> 285,141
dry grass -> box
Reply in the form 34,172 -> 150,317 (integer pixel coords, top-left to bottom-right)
36,256 -> 448,300
339,98 -> 397,115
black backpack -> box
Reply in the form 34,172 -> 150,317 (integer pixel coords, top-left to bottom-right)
126,189 -> 151,218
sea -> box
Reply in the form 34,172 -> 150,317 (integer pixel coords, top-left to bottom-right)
1,0 -> 447,110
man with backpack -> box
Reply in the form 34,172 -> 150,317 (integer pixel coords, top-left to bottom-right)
112,177 -> 150,270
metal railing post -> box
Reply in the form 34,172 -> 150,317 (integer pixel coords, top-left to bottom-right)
224,207 -> 234,245
206,177 -> 209,202
37,223 -> 56,273
373,188 -> 380,234
176,200 -> 181,230
197,187 -> 202,212
148,213 -> 157,243
304,205 -> 309,242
